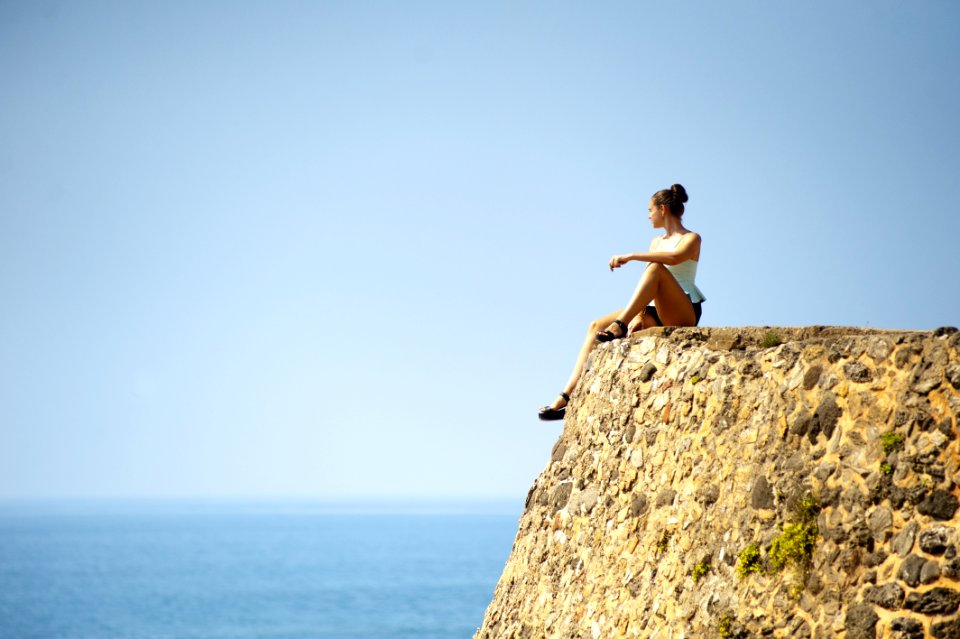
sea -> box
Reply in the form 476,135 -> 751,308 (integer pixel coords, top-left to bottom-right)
0,500 -> 521,639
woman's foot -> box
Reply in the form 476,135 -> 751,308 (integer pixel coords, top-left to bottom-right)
538,392 -> 570,421
596,319 -> 628,342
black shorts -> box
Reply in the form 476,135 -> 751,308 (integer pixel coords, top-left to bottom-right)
644,298 -> 703,327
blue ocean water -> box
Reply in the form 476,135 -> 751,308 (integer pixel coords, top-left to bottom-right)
0,501 -> 520,639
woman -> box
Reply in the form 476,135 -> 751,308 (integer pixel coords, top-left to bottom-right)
538,183 -> 705,421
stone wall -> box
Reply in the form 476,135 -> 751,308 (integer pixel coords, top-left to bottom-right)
476,327 -> 960,639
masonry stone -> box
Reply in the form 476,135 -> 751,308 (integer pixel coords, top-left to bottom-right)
922,559 -> 942,584
900,554 -> 926,587
845,604 -> 879,639
903,587 -> 960,615
475,328 -> 960,639
890,617 -> 925,639
863,582 -> 904,609
923,528 -> 956,556
931,617 -> 960,639
919,490 -> 960,521
892,521 -> 920,557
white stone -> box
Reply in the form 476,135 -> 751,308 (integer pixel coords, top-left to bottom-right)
786,365 -> 804,390
867,337 -> 893,361
917,430 -> 949,453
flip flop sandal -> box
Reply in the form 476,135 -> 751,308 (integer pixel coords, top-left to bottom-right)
596,319 -> 628,342
538,392 -> 570,421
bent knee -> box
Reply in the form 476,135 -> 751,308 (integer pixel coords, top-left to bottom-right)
588,315 -> 616,333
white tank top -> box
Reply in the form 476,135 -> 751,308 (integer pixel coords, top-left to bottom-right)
659,235 -> 706,303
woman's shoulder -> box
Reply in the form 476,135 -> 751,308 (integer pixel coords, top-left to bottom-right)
654,231 -> 700,250
670,230 -> 701,244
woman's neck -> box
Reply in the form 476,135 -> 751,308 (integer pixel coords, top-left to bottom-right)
663,216 -> 686,236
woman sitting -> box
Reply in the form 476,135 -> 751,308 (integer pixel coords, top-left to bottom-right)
538,183 -> 705,421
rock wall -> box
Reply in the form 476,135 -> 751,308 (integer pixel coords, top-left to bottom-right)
477,327 -> 960,639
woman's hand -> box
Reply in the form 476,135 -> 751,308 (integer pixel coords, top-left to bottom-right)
627,313 -> 645,336
609,255 -> 629,271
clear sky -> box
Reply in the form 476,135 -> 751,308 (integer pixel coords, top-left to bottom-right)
2,1 -> 958,501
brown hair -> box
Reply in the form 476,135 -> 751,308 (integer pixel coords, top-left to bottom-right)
652,184 -> 689,217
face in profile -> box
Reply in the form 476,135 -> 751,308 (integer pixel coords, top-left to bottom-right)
647,199 -> 665,228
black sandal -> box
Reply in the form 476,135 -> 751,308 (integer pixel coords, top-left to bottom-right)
538,392 -> 570,421
596,319 -> 628,342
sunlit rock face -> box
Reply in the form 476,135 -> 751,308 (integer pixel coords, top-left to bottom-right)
476,327 -> 960,639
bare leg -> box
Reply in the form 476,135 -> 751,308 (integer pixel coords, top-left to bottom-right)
542,264 -> 696,416
602,263 -> 695,335
542,309 -> 621,411
628,308 -> 661,335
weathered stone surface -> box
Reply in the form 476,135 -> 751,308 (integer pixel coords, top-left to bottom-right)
922,527 -> 954,554
695,483 -> 719,505
864,550 -> 887,568
947,363 -> 960,389
751,475 -> 774,509
639,362 -> 657,382
629,494 -> 648,517
813,394 -> 842,441
569,487 -> 599,514
946,557 -> 960,580
655,489 -> 676,508
922,559 -> 943,584
867,338 -> 893,361
868,506 -> 893,540
845,604 -> 879,639
789,618 -> 810,638
900,554 -> 927,587
912,355 -> 945,393
864,582 -> 904,609
549,483 -> 572,511
845,362 -> 873,382
892,522 -> 920,557
889,617 -> 924,639
919,491 -> 960,521
803,365 -> 822,390
475,328 -> 960,639
931,617 -> 960,639
903,587 -> 960,615
550,440 -> 567,463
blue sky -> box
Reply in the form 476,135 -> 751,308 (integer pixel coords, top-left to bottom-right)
2,1 -> 958,501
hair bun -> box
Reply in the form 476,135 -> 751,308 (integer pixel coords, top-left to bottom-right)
670,184 -> 689,204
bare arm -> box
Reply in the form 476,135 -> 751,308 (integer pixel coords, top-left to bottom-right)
609,233 -> 700,270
